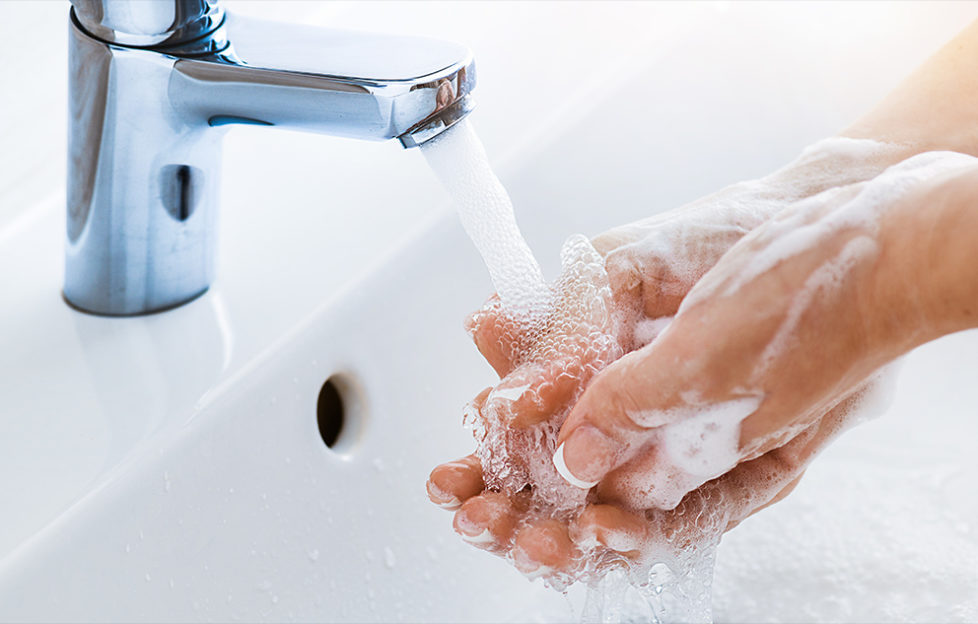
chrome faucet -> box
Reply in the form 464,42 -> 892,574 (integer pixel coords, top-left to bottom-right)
66,0 -> 475,315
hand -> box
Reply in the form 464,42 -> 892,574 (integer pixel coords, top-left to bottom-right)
594,136 -> 909,350
555,151 -> 978,515
427,137 -> 911,582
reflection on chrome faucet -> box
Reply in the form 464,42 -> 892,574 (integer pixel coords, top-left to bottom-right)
65,0 -> 476,316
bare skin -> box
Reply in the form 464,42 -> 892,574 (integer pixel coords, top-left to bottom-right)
428,21 -> 978,580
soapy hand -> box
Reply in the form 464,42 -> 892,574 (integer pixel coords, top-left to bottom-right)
537,151 -> 978,578
555,152 -> 978,509
427,138 -> 916,582
592,137 -> 911,351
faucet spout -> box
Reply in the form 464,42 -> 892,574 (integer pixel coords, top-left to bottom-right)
65,2 -> 476,316
171,16 -> 476,143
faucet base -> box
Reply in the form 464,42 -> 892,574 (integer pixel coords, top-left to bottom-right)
61,287 -> 211,317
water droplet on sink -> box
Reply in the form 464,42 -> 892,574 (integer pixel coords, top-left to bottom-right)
145,573 -> 152,582
308,548 -> 320,562
384,547 -> 396,569
372,458 -> 385,472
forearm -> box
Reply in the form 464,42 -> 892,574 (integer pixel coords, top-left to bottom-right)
844,19 -> 978,157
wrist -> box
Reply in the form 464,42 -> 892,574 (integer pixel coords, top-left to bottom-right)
766,136 -> 915,204
877,163 -> 978,348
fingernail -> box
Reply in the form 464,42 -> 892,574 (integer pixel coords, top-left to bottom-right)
485,369 -> 536,423
436,497 -> 462,511
454,510 -> 492,543
489,381 -> 531,403
460,528 -> 494,544
426,481 -> 462,510
553,426 -> 618,489
512,544 -> 554,579
522,564 -> 553,581
512,545 -> 538,572
553,444 -> 599,489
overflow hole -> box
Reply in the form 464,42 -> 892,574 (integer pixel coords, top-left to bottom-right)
317,377 -> 346,449
160,164 -> 200,222
176,165 -> 192,221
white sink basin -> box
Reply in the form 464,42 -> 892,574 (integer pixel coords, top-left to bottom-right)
0,2 -> 975,622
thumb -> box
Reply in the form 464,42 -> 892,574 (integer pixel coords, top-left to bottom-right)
552,335 -> 764,495
551,349 -> 662,489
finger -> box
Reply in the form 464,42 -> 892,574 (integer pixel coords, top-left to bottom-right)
462,385 -> 493,430
603,216 -> 756,324
590,225 -> 646,256
465,297 -> 521,378
605,246 -> 685,323
484,357 -> 583,428
512,519 -> 580,579
553,348 -> 666,490
572,504 -> 649,558
453,492 -> 518,552
427,454 -> 484,511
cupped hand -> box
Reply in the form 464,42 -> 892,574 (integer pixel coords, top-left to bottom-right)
429,393 -> 866,579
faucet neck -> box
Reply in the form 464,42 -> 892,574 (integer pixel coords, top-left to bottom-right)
70,0 -> 224,48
